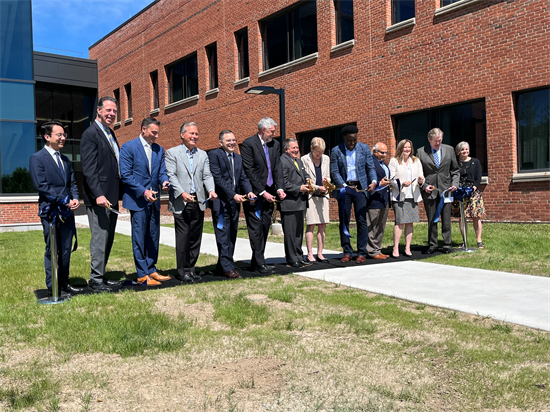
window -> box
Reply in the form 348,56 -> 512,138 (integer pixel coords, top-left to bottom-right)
335,0 -> 354,44
516,87 -> 549,172
205,43 -> 218,90
150,71 -> 159,110
441,0 -> 463,6
261,1 -> 317,70
235,28 -> 249,79
166,53 -> 198,103
113,88 -> 121,123
392,0 -> 415,25
124,83 -> 132,119
393,100 -> 487,173
296,123 -> 357,158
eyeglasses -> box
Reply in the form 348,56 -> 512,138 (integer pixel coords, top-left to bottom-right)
51,133 -> 68,138
377,151 -> 388,154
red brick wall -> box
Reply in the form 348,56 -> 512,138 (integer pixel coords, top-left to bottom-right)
88,0 -> 550,223
0,203 -> 40,224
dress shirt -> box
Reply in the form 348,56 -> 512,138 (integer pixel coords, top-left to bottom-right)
95,119 -> 119,160
345,147 -> 357,181
44,145 -> 64,172
431,147 -> 441,167
380,160 -> 389,178
186,146 -> 196,193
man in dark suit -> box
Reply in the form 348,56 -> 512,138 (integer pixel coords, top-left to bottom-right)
280,138 -> 311,268
241,117 -> 287,274
330,125 -> 378,264
417,128 -> 459,254
120,117 -> 171,286
81,96 -> 123,291
165,122 -> 217,282
366,142 -> 391,260
30,120 -> 81,295
208,130 -> 255,279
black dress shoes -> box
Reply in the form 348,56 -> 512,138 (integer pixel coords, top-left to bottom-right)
288,261 -> 305,268
88,280 -> 112,292
424,247 -> 438,255
188,272 -> 201,280
104,279 -> 122,287
441,247 -> 453,254
301,260 -> 313,266
175,273 -> 195,282
255,264 -> 274,274
62,283 -> 85,294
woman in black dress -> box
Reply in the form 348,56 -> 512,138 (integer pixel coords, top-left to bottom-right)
454,142 -> 485,248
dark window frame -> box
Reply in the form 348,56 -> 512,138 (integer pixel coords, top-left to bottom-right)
124,83 -> 132,119
235,28 -> 250,79
113,88 -> 121,123
392,0 -> 415,25
205,42 -> 218,90
334,0 -> 354,44
296,122 -> 357,159
165,52 -> 199,104
150,70 -> 159,110
441,0 -> 463,7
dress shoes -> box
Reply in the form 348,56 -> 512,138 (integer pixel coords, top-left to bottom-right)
356,255 -> 367,264
341,255 -> 352,263
88,280 -> 113,292
424,247 -> 438,255
62,283 -> 85,294
189,272 -> 201,280
372,254 -> 387,260
404,252 -> 413,257
441,247 -> 453,254
47,288 -> 71,298
104,279 -> 122,287
301,260 -> 313,266
288,261 -> 305,268
305,257 -> 317,264
137,275 -> 161,286
150,272 -> 171,281
175,273 -> 195,282
316,257 -> 329,263
255,264 -> 274,274
225,270 -> 242,279
390,253 -> 399,259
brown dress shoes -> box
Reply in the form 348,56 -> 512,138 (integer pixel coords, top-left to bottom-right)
137,275 -> 161,286
150,271 -> 171,281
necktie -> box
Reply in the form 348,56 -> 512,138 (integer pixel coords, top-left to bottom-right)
294,159 -> 300,172
107,131 -> 120,175
264,143 -> 273,187
433,149 -> 440,168
145,143 -> 152,174
55,152 -> 66,180
228,153 -> 235,189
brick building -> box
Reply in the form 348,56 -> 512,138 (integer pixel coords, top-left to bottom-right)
89,0 -> 549,222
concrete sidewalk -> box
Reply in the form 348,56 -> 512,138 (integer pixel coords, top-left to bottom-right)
76,215 -> 550,331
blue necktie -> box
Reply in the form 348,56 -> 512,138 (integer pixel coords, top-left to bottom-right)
433,149 -> 440,168
264,143 -> 273,187
55,152 -> 66,180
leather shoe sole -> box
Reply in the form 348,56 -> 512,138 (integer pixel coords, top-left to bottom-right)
341,255 -> 352,263
150,272 -> 171,281
356,256 -> 367,264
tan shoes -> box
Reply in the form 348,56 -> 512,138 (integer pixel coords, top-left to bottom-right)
137,275 -> 161,286
149,272 -> 171,281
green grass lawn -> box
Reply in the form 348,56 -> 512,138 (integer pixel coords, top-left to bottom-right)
0,229 -> 549,412
162,221 -> 550,277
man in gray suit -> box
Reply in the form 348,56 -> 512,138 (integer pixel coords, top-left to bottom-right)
165,122 -> 217,282
280,139 -> 311,268
417,128 -> 459,254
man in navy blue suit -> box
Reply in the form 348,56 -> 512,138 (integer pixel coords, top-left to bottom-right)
120,117 -> 171,286
330,125 -> 377,264
366,142 -> 391,260
208,130 -> 255,279
30,120 -> 81,295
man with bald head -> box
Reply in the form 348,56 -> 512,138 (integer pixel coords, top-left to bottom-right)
366,142 -> 391,259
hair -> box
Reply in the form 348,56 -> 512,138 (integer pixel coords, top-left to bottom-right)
395,139 -> 418,165
310,137 -> 326,151
257,117 -> 277,132
341,124 -> 358,136
283,138 -> 298,150
97,96 -> 117,109
180,122 -> 197,134
218,129 -> 233,141
141,117 -> 160,130
455,141 -> 470,157
41,120 -> 64,139
428,127 -> 443,140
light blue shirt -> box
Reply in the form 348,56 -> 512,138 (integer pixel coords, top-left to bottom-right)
186,146 -> 196,193
432,146 -> 442,166
345,147 -> 357,182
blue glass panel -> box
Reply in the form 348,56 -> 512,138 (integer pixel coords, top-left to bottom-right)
0,81 -> 35,121
518,88 -> 550,171
0,0 -> 33,80
392,0 -> 415,24
0,121 -> 36,193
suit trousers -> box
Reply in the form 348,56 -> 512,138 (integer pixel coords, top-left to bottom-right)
130,203 -> 160,278
212,201 -> 240,273
367,206 -> 389,257
338,191 -> 368,256
424,196 -> 452,248
41,216 -> 74,289
281,210 -> 305,264
173,202 -> 204,276
243,198 -> 274,267
87,206 -> 118,282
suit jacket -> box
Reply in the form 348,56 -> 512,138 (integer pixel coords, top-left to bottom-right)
208,148 -> 252,214
302,152 -> 331,193
241,134 -> 284,196
367,159 -> 390,209
330,142 -> 377,200
29,147 -> 79,213
80,121 -> 123,207
120,137 -> 169,212
417,144 -> 459,201
165,144 -> 215,213
388,157 -> 424,203
280,153 -> 310,212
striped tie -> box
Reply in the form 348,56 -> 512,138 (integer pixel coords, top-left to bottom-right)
145,143 -> 152,174
433,149 -> 440,168
107,131 -> 120,175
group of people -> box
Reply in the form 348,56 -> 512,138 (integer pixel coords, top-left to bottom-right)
30,96 -> 485,296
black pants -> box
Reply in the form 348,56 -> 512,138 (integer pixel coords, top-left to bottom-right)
243,198 -> 274,267
173,202 -> 204,276
212,200 -> 240,273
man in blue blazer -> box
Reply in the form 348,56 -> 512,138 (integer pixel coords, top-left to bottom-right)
330,125 -> 377,263
366,142 -> 391,260
30,120 -> 81,295
120,117 -> 171,286
208,130 -> 255,279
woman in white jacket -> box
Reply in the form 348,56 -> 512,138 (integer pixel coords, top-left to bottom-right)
389,139 -> 425,258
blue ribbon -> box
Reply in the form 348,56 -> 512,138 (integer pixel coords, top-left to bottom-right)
454,186 -> 474,202
216,201 -> 224,230
255,198 -> 262,219
433,190 -> 453,223
38,196 -> 78,252
339,187 -> 361,238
